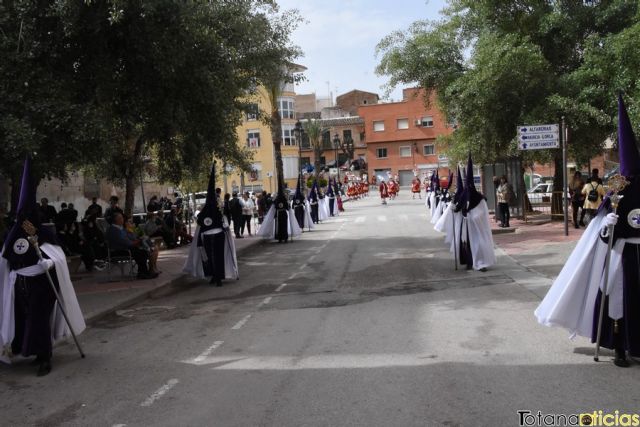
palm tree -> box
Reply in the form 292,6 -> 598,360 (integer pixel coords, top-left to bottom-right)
302,119 -> 325,180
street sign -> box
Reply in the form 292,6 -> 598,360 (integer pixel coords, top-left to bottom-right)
517,124 -> 559,150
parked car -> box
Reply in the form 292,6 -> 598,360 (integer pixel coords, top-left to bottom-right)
527,182 -> 570,205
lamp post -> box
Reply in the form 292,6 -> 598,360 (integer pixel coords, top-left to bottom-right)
333,133 -> 341,183
294,120 -> 303,189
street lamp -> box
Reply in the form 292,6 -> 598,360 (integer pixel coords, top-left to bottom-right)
333,133 -> 341,183
294,120 -> 304,189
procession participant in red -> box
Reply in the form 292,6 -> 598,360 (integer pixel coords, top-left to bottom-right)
412,177 -> 422,199
379,178 -> 389,205
388,178 -> 397,199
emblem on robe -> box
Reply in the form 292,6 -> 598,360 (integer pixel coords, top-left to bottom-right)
13,238 -> 29,255
628,209 -> 640,229
204,217 -> 213,226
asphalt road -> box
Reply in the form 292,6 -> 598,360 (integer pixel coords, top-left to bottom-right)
1,192 -> 639,427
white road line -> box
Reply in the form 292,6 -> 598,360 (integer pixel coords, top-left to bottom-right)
140,379 -> 179,407
231,314 -> 252,330
298,263 -> 308,270
112,425 -> 127,427
192,341 -> 224,363
287,272 -> 299,280
275,283 -> 287,292
308,255 -> 316,262
258,297 -> 272,307
377,215 -> 387,222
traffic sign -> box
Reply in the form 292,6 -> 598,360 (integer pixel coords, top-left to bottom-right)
517,124 -> 559,150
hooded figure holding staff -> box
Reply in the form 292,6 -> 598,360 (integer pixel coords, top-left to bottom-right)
535,95 -> 640,367
0,156 -> 85,376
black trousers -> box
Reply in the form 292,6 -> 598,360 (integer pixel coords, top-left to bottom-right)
310,204 -> 319,223
571,200 -> 586,226
12,271 -> 58,359
328,198 -> 335,216
202,232 -> 226,281
232,216 -> 243,237
294,206 -> 305,228
241,215 -> 252,235
498,202 -> 510,226
275,209 -> 289,242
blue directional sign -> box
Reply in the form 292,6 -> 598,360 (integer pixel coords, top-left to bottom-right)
517,124 -> 559,150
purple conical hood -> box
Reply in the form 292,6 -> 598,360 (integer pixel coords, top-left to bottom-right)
462,153 -> 484,210
453,166 -> 464,204
618,94 -> 640,177
197,161 -> 223,231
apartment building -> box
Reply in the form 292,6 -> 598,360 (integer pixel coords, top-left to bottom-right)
358,87 -> 453,185
226,64 -> 306,194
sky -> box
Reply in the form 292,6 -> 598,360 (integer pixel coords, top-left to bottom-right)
276,0 -> 448,103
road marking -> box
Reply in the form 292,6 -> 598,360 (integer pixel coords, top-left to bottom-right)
287,272 -> 299,280
275,283 -> 287,292
258,297 -> 272,307
192,341 -> 224,364
140,379 -> 179,407
308,255 -> 316,262
231,314 -> 252,330
299,263 -> 308,270
355,216 -> 365,223
377,215 -> 387,222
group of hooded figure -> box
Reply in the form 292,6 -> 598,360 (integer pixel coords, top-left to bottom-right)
432,155 -> 497,272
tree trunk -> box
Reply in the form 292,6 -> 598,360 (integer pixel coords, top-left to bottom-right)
551,151 -> 564,217
313,145 -> 322,180
123,136 -> 145,216
271,110 -> 285,192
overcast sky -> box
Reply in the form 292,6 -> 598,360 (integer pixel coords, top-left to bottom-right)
276,0 -> 448,103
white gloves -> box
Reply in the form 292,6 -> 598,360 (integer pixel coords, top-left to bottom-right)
604,213 -> 619,227
38,259 -> 54,271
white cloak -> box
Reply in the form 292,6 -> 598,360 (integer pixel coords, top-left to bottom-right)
183,225 -> 239,280
534,212 -> 630,339
461,200 -> 496,270
434,202 -> 463,256
256,206 -> 303,240
318,198 -> 329,221
303,201 -> 315,231
1,243 -> 86,364
431,198 -> 447,224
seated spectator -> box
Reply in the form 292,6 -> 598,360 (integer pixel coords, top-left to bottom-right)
106,212 -> 157,279
125,215 -> 159,275
81,215 -> 107,271
104,196 -> 124,224
147,195 -> 162,213
84,197 -> 103,218
143,211 -> 176,248
164,206 -> 192,245
38,197 -> 57,224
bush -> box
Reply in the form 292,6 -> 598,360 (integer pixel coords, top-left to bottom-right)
307,177 -> 328,188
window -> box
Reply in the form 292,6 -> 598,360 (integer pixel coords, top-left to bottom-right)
376,148 -> 388,158
249,163 -> 262,181
246,103 -> 259,121
300,157 -> 311,168
278,98 -> 295,119
399,146 -> 412,157
397,118 -> 409,130
343,129 -> 352,141
421,116 -> 434,127
423,144 -> 435,155
283,156 -> 298,179
282,125 -> 295,146
359,131 -> 365,142
373,120 -> 385,132
322,129 -> 332,149
247,130 -> 260,148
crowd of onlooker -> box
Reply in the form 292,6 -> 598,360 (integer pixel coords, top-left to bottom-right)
0,193 -> 192,280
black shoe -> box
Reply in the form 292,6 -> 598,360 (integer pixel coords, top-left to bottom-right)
579,221 -> 585,227
479,267 -> 488,272
37,360 -> 52,376
216,280 -> 222,287
137,272 -> 157,280
614,349 -> 630,367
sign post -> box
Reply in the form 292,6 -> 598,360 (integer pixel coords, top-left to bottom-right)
517,125 -> 559,150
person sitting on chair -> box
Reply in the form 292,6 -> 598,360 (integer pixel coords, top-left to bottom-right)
106,213 -> 157,280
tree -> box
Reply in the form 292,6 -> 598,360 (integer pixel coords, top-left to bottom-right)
302,119 -> 326,180
0,2 -> 107,211
376,0 -> 640,213
53,0 -> 301,215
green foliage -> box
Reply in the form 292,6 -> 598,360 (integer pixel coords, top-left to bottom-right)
376,0 -> 640,168
306,177 -> 327,188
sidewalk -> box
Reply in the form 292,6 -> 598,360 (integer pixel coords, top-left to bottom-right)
71,235 -> 263,324
492,214 -> 585,279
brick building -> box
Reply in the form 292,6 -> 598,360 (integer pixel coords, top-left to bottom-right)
336,90 -> 379,116
358,88 -> 453,186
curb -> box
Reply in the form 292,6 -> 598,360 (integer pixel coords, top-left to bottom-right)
83,237 -> 264,326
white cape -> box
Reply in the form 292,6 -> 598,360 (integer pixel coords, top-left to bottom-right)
183,226 -> 239,280
303,201 -> 315,231
256,206 -> 303,239
318,198 -> 329,221
429,193 -> 438,218
1,243 -> 86,364
431,199 -> 447,224
462,200 -> 496,270
534,212 -> 627,339
434,203 -> 463,256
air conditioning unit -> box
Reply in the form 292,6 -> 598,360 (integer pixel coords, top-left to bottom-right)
414,119 -> 422,126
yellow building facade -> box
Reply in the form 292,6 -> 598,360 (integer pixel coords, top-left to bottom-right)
223,68 -> 305,196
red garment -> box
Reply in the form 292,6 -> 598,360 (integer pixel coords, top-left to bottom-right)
379,182 -> 389,198
411,179 -> 421,193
